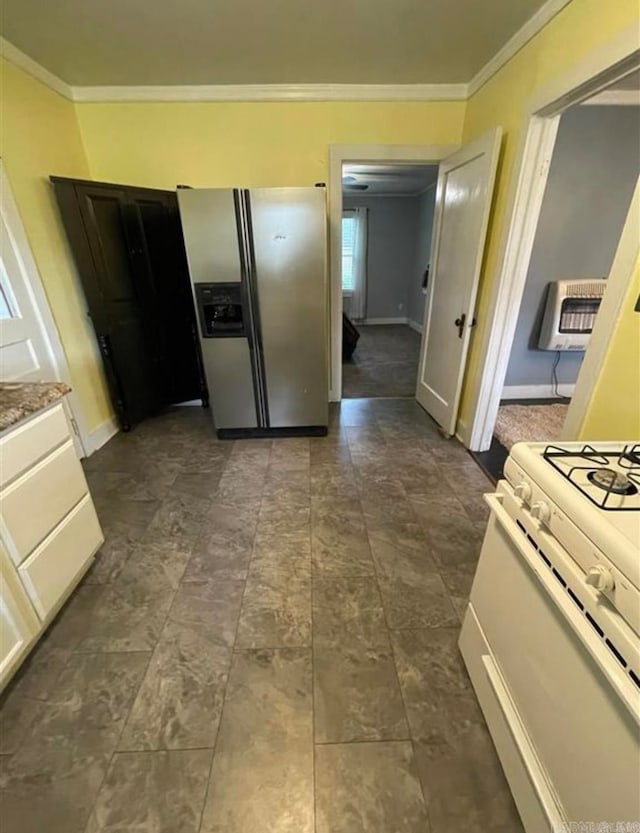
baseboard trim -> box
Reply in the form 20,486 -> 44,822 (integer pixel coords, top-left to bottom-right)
87,416 -> 119,455
361,317 -> 409,325
408,319 -> 423,334
501,384 -> 575,400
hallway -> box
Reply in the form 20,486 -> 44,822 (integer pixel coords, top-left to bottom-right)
342,324 -> 421,398
0,400 -> 522,833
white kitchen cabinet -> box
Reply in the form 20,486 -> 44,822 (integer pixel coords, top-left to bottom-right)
0,399 -> 104,691
0,543 -> 39,686
19,495 -> 102,619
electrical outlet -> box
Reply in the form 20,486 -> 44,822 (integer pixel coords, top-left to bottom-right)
398,303 -> 404,312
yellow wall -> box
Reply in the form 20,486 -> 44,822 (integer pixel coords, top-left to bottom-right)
0,58 -> 112,432
458,0 -> 640,428
579,257 -> 640,439
1,0 -> 637,443
75,100 -> 465,189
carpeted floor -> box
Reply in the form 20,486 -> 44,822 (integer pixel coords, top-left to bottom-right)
342,324 -> 421,398
494,402 -> 569,450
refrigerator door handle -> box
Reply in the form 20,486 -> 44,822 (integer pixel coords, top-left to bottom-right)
235,189 -> 269,428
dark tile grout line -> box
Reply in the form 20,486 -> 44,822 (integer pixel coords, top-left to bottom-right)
81,480 -> 210,833
358,467 -> 433,829
194,448 -> 268,831
309,479 -> 319,833
194,443 -> 272,833
314,737 -> 412,746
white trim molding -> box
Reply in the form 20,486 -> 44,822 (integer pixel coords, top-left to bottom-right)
0,37 -> 73,100
467,0 -> 573,96
0,0 -> 574,104
562,176 -> 640,440
0,38 -> 467,102
0,160 -> 91,456
501,384 -> 575,400
87,416 -> 119,455
581,89 -> 640,106
361,317 -> 408,325
329,143 -> 459,401
467,29 -> 640,452
72,83 -> 468,103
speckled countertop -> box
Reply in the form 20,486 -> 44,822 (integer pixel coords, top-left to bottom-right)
0,381 -> 71,432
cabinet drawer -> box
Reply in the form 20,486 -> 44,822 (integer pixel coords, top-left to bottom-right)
1,441 -> 88,566
0,404 -> 70,486
19,495 -> 103,620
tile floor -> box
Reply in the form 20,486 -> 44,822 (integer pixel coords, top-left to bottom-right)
0,399 -> 524,833
342,323 -> 421,398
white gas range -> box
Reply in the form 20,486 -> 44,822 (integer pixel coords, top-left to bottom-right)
459,441 -> 640,833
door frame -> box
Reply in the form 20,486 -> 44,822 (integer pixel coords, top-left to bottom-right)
328,143 -> 458,401
0,160 -> 89,455
467,26 -> 640,451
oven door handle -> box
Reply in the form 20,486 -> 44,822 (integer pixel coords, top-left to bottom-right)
485,492 -> 640,723
481,653 -> 566,829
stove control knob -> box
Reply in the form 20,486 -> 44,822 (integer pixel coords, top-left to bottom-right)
514,482 -> 532,503
531,500 -> 551,524
585,565 -> 615,593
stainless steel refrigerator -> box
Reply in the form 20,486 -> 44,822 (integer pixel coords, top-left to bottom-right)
177,187 -> 328,438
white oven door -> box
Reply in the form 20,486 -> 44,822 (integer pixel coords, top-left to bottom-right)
462,493 -> 640,828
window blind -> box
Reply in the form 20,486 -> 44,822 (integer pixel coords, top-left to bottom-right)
342,215 -> 356,292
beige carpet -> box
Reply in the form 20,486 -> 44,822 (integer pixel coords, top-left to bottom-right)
494,403 -> 569,450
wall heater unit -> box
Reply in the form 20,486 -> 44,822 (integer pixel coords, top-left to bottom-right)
538,278 -> 607,351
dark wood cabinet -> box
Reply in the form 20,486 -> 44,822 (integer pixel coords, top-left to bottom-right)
52,177 -> 207,430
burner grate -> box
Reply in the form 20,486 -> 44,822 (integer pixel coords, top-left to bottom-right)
543,444 -> 640,511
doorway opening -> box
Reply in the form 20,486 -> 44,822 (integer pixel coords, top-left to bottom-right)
340,162 -> 438,398
471,62 -> 640,481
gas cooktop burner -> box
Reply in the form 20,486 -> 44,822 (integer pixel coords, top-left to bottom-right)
542,444 -> 640,510
587,468 -> 638,496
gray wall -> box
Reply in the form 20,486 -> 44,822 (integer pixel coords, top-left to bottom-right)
343,192 -> 436,322
408,186 -> 437,326
504,105 -> 640,390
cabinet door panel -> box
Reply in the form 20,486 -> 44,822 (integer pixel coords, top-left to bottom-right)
0,545 -> 38,690
1,441 -> 87,565
52,181 -> 164,429
130,193 -> 206,404
52,179 -> 206,427
19,495 -> 102,620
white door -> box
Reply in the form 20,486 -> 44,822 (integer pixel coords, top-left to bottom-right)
0,162 -> 86,455
416,128 -> 502,435
0,206 -> 58,383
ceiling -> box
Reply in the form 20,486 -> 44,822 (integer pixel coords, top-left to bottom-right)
0,0 -> 548,86
342,164 -> 439,196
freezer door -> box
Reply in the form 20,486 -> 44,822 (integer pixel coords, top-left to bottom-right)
199,337 -> 257,428
177,188 -> 259,429
249,188 -> 328,427
177,189 -> 242,285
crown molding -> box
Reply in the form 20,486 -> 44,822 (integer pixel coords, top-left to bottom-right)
467,0 -> 573,97
581,88 -> 640,106
1,0 -> 574,105
0,37 -> 73,100
70,83 -> 468,102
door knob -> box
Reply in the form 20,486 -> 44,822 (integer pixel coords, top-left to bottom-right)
454,313 -> 466,338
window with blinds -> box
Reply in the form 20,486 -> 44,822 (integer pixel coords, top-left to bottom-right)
342,215 -> 356,292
